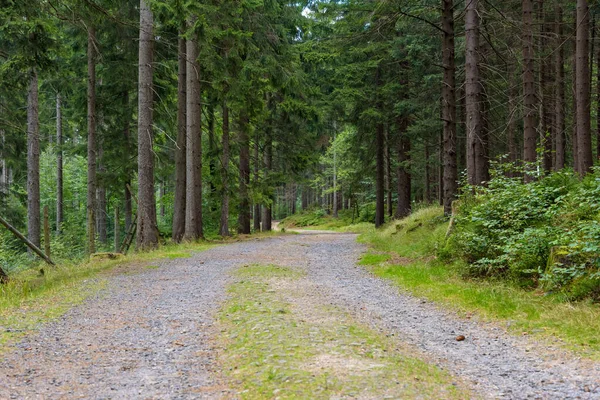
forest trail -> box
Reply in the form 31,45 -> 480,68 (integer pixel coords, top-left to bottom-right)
1,232 -> 599,399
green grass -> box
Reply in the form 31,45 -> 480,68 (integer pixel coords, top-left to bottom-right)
279,209 -> 374,234
359,206 -> 600,359
217,264 -> 472,399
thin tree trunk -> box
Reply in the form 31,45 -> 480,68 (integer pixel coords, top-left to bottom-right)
384,125 -> 392,217
208,103 -> 216,200
555,5 -> 566,170
375,67 -> 385,227
238,113 -> 251,234
253,132 -> 261,231
576,0 -> 593,175
597,24 -> 600,160
219,100 -> 230,236
523,0 -> 537,179
262,108 -> 273,231
465,0 -> 484,185
425,143 -> 431,203
97,141 -> 107,244
123,92 -> 132,232
136,0 -> 159,249
573,17 -> 579,173
539,1 -> 553,173
27,70 -> 40,248
56,93 -> 63,234
87,27 -> 97,254
172,34 -> 186,243
184,28 -> 203,241
396,123 -> 411,219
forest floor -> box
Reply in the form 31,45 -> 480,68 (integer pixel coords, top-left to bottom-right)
0,231 -> 599,399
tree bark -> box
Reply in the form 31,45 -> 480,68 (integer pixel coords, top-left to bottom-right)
27,70 -> 40,248
539,1 -> 553,173
262,115 -> 273,231
238,113 -> 251,234
523,0 -> 537,179
56,93 -> 63,234
396,126 -> 411,219
87,27 -> 97,253
123,92 -> 132,232
97,141 -> 107,244
136,0 -> 159,250
465,0 -> 484,185
172,34 -> 187,243
219,99 -> 230,236
184,29 -> 203,241
253,132 -> 261,231
384,125 -> 392,217
555,5 -> 566,170
576,0 -> 593,175
375,67 -> 385,228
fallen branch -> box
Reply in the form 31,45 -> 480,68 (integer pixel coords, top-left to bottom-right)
0,215 -> 56,267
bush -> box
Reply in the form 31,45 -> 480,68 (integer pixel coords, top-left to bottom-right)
448,165 -> 600,298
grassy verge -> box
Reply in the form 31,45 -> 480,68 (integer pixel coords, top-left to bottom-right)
217,264 -> 472,399
359,206 -> 600,359
279,209 -> 374,234
0,240 -> 219,354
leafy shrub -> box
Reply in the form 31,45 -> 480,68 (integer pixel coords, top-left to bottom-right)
448,165 -> 600,298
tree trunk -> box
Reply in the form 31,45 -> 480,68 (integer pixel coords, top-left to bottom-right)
184,29 -> 203,241
136,0 -> 159,250
465,0 -> 484,185
172,34 -> 186,243
238,113 -> 251,234
523,0 -> 537,178
262,111 -> 273,231
539,2 -> 553,173
576,0 -> 593,175
97,141 -> 107,244
384,125 -> 392,217
396,126 -> 411,219
123,92 -> 132,232
87,27 -> 97,254
208,103 -> 216,200
253,132 -> 261,231
425,143 -> 431,203
27,70 -> 40,248
555,5 -> 566,170
573,17 -> 579,173
597,24 -> 600,160
56,93 -> 63,234
219,100 -> 230,236
375,67 -> 385,228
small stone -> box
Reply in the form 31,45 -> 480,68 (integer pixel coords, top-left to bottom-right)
456,335 -> 466,342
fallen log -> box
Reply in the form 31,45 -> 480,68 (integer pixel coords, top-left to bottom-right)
0,215 -> 56,267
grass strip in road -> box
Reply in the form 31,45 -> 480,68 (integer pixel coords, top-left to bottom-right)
359,207 -> 600,360
217,264 -> 473,399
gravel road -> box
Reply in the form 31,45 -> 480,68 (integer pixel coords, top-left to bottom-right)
1,231 -> 599,399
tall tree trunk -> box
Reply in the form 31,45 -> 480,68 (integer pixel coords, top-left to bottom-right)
424,143 -> 431,203
597,25 -> 600,160
172,34 -> 186,242
123,92 -> 132,232
136,0 -> 159,249
507,66 -> 519,173
253,133 -> 261,231
555,5 -> 566,170
465,0 -> 484,185
573,18 -> 579,173
523,0 -> 537,179
384,125 -> 392,217
184,29 -> 203,241
97,141 -> 107,244
375,67 -> 385,227
576,0 -> 593,175
27,70 -> 40,248
375,121 -> 385,227
87,27 -> 97,254
539,1 -> 553,173
208,103 -> 216,200
396,123 -> 411,219
56,93 -> 63,234
238,113 -> 251,234
219,100 -> 230,236
262,107 -> 273,231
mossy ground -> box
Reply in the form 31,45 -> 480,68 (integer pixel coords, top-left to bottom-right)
217,264 -> 473,399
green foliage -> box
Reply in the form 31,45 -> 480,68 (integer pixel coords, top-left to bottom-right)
448,166 -> 600,299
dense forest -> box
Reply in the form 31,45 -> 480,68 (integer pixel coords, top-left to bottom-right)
1,0 -> 600,280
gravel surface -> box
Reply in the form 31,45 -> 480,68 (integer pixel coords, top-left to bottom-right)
1,231 -> 599,399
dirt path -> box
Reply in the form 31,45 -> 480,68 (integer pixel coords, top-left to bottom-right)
1,232 -> 599,399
